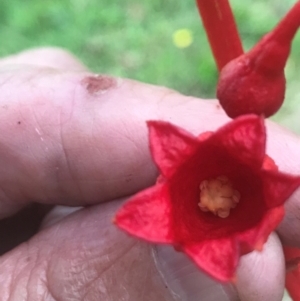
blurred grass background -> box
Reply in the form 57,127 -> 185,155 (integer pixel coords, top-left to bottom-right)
0,0 -> 300,133
0,0 -> 298,299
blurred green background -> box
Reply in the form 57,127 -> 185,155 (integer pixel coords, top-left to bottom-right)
0,0 -> 299,133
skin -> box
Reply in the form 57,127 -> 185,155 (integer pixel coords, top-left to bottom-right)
0,47 -> 299,301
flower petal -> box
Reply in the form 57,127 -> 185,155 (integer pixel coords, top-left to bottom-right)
183,238 -> 239,282
262,170 -> 300,207
115,184 -> 173,243
211,115 -> 265,169
147,121 -> 198,178
238,206 -> 284,254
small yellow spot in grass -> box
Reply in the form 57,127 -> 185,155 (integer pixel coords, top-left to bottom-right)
172,29 -> 193,49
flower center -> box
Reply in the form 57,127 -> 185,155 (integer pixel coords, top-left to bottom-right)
199,176 -> 240,218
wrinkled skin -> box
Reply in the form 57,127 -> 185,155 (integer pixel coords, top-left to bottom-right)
0,47 -> 299,301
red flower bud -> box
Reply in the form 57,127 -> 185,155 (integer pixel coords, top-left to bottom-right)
217,1 -> 300,118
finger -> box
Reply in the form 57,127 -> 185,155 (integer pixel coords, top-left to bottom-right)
1,66 -> 300,225
0,200 -> 175,301
155,245 -> 239,301
0,47 -> 89,71
0,204 -> 285,300
155,233 -> 284,301
40,205 -> 82,229
235,233 -> 285,301
265,125 -> 300,247
0,67 -> 229,217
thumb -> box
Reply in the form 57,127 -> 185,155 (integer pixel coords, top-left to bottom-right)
155,233 -> 284,301
0,198 -> 283,301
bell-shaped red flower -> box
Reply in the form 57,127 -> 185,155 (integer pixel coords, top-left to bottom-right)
115,115 -> 300,281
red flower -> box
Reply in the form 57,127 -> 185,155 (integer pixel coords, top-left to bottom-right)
115,115 -> 300,281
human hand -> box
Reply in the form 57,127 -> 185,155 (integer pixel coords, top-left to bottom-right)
0,48 -> 299,301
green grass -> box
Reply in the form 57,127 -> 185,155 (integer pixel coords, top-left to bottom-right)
0,0 -> 300,132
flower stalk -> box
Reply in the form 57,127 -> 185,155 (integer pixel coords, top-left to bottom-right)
195,0 -> 243,71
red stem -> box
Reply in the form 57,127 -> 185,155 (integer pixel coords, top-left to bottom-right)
196,0 -> 243,71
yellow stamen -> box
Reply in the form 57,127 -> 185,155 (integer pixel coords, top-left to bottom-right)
199,176 -> 240,218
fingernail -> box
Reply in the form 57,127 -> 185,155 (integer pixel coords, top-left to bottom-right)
40,205 -> 82,229
153,245 -> 239,301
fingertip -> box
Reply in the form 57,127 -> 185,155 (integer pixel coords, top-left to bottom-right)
0,47 -> 89,71
154,245 -> 239,301
236,233 -> 285,301
277,188 -> 300,247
